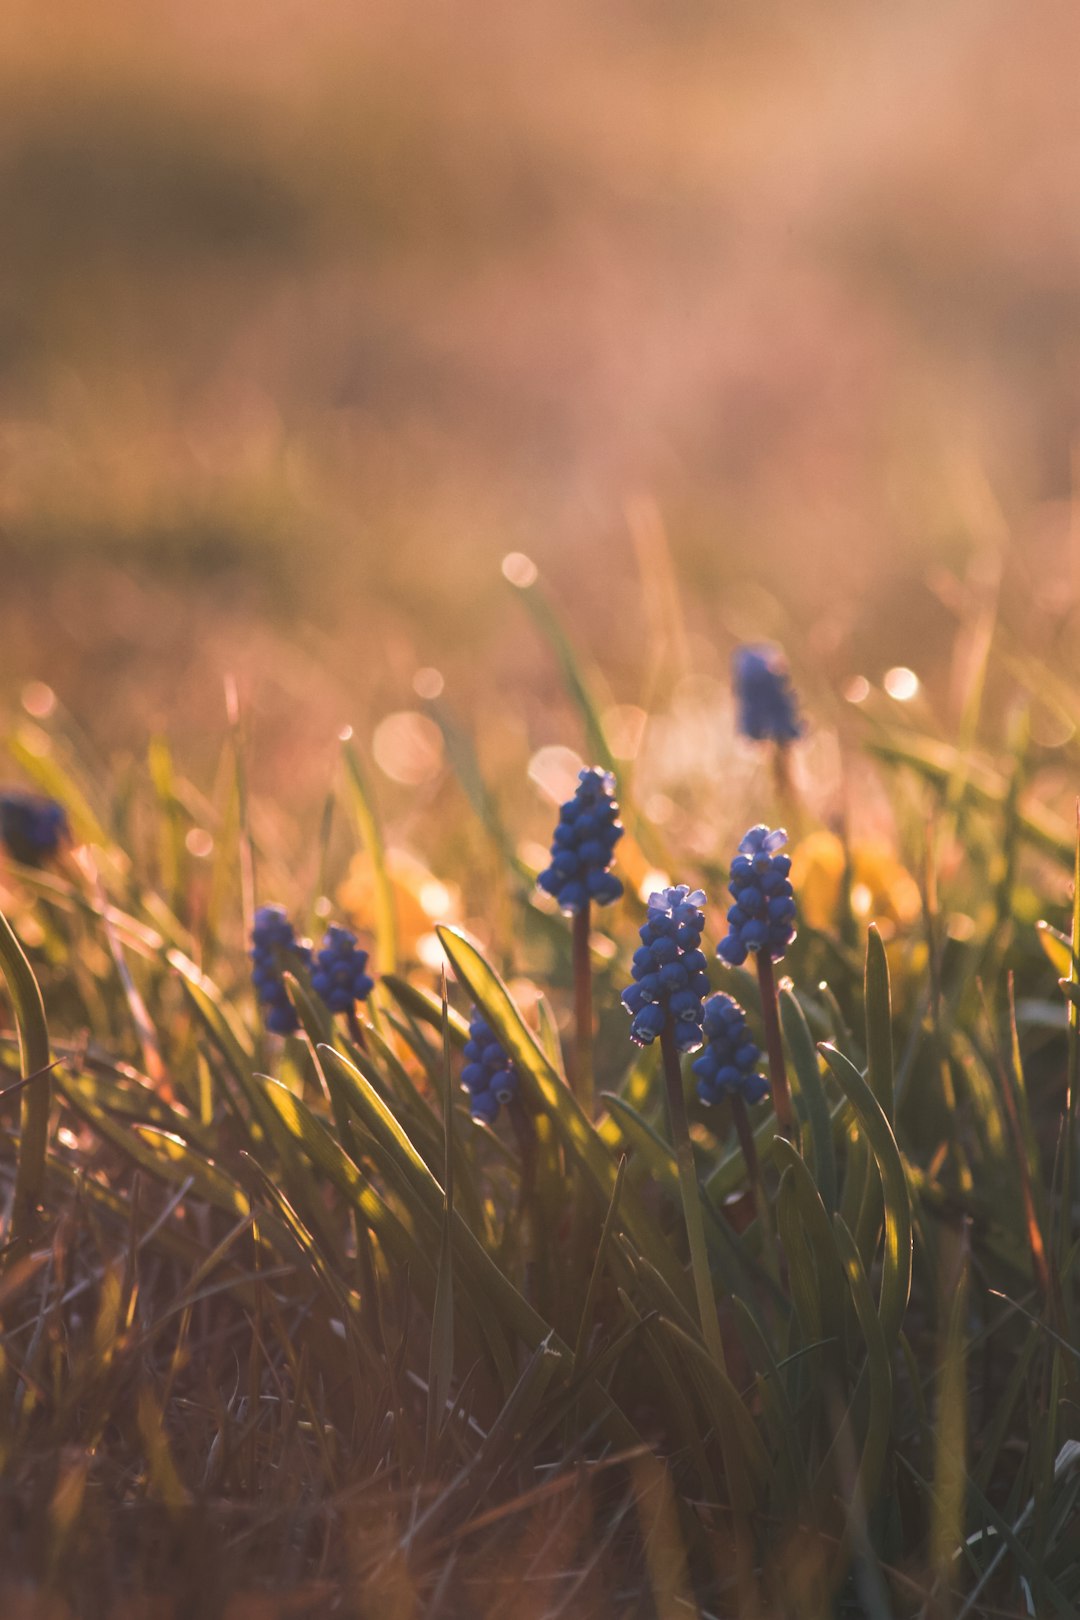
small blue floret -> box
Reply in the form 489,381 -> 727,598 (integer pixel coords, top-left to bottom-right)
692,993 -> 769,1107
716,826 -> 797,966
621,885 -> 709,1052
537,767 -> 624,914
0,791 -> 69,866
312,924 -> 375,1015
734,644 -> 802,744
463,1008 -> 521,1124
250,905 -> 312,1036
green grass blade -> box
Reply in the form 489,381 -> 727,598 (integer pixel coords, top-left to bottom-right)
426,977 -> 456,1454
772,1137 -> 847,1359
1,903 -> 52,1241
820,1043 -> 912,1350
779,987 -> 837,1213
508,575 -> 615,776
436,924 -> 691,1300
319,1043 -> 564,1360
832,1214 -> 894,1522
341,735 -> 398,973
864,925 -> 895,1122
381,973 -> 469,1045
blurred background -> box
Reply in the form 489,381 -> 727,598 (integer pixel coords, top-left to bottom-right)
2,0 -> 1079,814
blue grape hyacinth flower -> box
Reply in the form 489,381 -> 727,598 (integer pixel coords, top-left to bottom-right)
717,826 -> 797,967
250,904 -> 312,1036
621,884 -> 710,1053
692,994 -> 769,1107
462,1008 -> 521,1125
0,791 -> 69,866
734,644 -> 802,744
536,766 -> 624,914
312,924 -> 375,1015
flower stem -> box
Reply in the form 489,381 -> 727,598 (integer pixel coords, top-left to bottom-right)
730,1091 -> 760,1187
572,902 -> 595,1117
731,1090 -> 781,1287
756,951 -> 794,1139
660,1022 -> 727,1371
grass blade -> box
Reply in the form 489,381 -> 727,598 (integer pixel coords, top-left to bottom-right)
1,904 -> 52,1243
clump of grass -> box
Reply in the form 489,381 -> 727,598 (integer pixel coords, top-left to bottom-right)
1,578 -> 1079,1619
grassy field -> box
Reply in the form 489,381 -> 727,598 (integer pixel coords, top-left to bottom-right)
1,563 -> 1079,1616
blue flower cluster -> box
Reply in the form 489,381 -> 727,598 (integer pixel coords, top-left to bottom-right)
734,644 -> 802,744
0,791 -> 69,866
692,994 -> 769,1107
621,885 -> 710,1052
312,924 -> 375,1014
537,767 -> 624,914
462,1008 -> 521,1125
717,826 -> 797,967
250,905 -> 312,1035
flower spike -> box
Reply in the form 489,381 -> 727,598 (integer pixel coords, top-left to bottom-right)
621,884 -> 710,1053
536,767 -> 624,914
462,1008 -> 521,1126
250,905 -> 312,1036
717,825 -> 797,966
733,643 -> 802,745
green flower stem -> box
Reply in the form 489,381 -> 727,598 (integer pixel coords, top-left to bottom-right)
346,1007 -> 368,1052
572,902 -> 594,1117
660,1022 -> 727,1372
731,1089 -> 781,1286
756,951 -> 795,1139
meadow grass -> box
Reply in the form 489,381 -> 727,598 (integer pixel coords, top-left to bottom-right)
1,572 -> 1079,1619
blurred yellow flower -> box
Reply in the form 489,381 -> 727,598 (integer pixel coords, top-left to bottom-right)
337,847 -> 461,963
791,830 -> 921,934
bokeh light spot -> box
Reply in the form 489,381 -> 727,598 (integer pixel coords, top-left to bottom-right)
502,551 -> 538,588
373,711 -> 444,785
884,666 -> 919,701
527,744 -> 584,804
413,667 -> 445,700
22,681 -> 57,719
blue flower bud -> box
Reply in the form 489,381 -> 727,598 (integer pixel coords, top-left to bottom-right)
463,1008 -> 521,1125
734,644 -> 803,744
537,767 -> 624,914
692,993 -> 769,1107
735,644 -> 803,745
250,905 -> 312,1037
717,826 -> 797,966
622,885 -> 708,1050
311,924 -> 375,1015
0,791 -> 69,866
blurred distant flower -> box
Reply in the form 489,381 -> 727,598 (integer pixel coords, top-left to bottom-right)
792,830 -> 921,932
312,924 -> 374,1014
717,826 -> 797,967
462,1007 -> 520,1125
692,993 -> 769,1107
621,884 -> 710,1052
0,791 -> 69,866
733,644 -> 802,744
337,848 -> 459,963
250,904 -> 311,1036
537,767 -> 623,914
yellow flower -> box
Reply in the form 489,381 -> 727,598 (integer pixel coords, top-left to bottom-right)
336,847 -> 460,963
791,831 -> 920,934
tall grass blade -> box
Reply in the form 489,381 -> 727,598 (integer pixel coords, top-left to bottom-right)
0,904 -> 52,1243
342,735 -> 399,973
